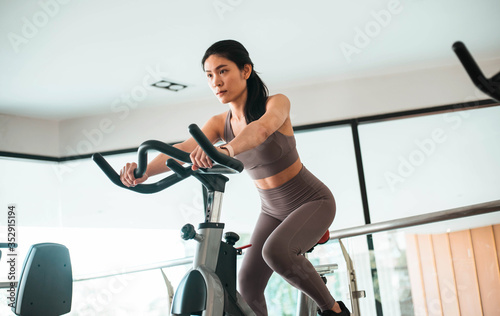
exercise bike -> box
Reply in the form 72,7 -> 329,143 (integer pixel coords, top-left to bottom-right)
92,124 -> 339,316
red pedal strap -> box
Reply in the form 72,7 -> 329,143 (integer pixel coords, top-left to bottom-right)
236,244 -> 252,250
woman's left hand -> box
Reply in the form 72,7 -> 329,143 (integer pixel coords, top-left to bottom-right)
190,146 -> 229,170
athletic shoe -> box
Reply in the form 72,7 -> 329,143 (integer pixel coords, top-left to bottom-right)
318,301 -> 351,315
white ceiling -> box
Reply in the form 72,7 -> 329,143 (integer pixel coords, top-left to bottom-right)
1,0 -> 499,121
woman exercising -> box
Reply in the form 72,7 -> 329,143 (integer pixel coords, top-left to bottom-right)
120,40 -> 350,316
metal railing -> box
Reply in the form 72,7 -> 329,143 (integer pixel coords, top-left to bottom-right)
73,257 -> 193,282
329,199 -> 500,240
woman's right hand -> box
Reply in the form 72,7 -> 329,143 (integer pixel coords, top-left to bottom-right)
120,162 -> 149,187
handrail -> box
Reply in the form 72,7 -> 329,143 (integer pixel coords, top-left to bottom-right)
73,257 -> 194,282
0,257 -> 192,289
329,199 -> 500,240
72,256 -> 338,284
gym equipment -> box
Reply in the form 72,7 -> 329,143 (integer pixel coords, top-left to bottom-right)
11,243 -> 72,316
92,124 -> 345,315
453,41 -> 500,102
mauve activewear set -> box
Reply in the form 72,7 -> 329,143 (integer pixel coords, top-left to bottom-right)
223,111 -> 337,315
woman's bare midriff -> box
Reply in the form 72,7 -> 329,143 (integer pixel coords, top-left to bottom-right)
253,158 -> 303,190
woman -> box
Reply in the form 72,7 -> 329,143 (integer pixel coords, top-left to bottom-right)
120,40 -> 350,316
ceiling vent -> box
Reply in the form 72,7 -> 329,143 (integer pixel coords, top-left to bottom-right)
151,80 -> 187,92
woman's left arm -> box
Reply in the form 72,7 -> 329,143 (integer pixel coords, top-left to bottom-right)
229,94 -> 291,155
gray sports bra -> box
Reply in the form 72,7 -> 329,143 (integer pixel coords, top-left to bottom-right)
223,111 -> 299,180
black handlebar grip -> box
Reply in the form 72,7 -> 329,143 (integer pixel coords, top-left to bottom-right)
92,153 -> 189,194
92,153 -> 125,187
134,140 -> 192,178
166,159 -> 192,178
188,124 -> 244,173
452,41 -> 486,86
453,41 -> 500,101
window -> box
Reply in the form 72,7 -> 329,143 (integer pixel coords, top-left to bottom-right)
295,125 -> 366,229
359,106 -> 500,222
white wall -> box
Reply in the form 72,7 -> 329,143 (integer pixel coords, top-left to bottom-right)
57,96 -> 221,157
1,58 -> 499,157
0,114 -> 59,156
283,57 -> 500,126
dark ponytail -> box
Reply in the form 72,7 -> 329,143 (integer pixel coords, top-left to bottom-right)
201,40 -> 269,124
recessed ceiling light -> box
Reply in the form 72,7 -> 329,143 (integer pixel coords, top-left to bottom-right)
151,80 -> 187,92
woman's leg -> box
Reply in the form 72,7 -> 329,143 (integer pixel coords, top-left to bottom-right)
262,197 -> 337,312
238,212 -> 281,316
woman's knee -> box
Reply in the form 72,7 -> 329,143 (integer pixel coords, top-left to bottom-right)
262,238 -> 289,273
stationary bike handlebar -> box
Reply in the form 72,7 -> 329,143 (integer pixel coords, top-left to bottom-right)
92,123 -> 243,194
188,124 -> 244,173
452,41 -> 500,102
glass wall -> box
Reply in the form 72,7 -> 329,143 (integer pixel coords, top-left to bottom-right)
295,125 -> 366,229
359,105 -> 500,222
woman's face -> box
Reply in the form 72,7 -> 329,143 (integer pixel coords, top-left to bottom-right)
204,54 -> 251,105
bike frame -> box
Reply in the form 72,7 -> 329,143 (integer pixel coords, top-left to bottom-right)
170,182 -> 256,316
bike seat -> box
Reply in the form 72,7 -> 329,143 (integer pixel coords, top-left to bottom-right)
307,230 -> 330,253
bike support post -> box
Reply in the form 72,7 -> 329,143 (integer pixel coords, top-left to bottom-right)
339,239 -> 366,316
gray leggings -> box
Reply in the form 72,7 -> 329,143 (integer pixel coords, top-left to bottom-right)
238,166 -> 336,315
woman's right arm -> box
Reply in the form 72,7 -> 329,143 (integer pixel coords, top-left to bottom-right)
119,113 -> 226,187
